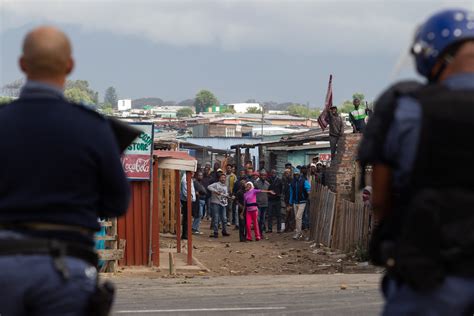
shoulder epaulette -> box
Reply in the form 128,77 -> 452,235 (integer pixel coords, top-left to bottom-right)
69,102 -> 106,121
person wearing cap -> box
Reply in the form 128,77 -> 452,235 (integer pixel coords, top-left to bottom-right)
309,163 -> 317,186
328,105 -> 345,158
359,8 -> 474,314
289,166 -> 311,240
349,97 -> 367,133
207,173 -> 230,238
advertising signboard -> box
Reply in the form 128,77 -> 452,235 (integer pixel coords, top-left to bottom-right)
121,123 -> 154,180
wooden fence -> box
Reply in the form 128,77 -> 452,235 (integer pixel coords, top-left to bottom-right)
331,199 -> 371,252
309,185 -> 336,246
96,218 -> 125,272
157,168 -> 178,234
309,184 -> 372,252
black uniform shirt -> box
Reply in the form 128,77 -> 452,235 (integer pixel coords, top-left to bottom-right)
0,81 -> 130,244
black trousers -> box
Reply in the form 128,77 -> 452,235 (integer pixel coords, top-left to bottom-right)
238,208 -> 246,242
181,201 -> 188,239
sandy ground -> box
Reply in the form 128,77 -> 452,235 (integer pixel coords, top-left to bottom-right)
158,218 -> 380,276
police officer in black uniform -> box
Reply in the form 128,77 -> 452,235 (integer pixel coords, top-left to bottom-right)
0,26 -> 131,315
359,9 -> 474,315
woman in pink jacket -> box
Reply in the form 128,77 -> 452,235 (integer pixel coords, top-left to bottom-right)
244,182 -> 274,241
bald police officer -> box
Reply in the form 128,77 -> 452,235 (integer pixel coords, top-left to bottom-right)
360,9 -> 474,315
0,26 -> 130,315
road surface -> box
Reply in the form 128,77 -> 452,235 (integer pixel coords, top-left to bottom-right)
112,273 -> 383,315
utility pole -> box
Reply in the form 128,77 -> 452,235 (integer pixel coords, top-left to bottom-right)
306,101 -> 310,127
261,104 -> 264,138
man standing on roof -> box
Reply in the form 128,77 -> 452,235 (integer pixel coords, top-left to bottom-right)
328,105 -> 345,158
359,8 -> 474,315
349,97 -> 367,133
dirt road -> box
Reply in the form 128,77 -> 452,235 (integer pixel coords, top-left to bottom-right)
160,218 -> 378,276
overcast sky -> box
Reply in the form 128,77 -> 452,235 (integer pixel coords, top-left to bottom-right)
1,0 -> 473,106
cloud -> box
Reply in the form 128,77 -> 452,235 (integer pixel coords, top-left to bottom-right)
1,0 -> 473,55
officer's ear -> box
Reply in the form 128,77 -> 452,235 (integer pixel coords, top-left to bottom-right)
65,57 -> 74,76
19,56 -> 28,74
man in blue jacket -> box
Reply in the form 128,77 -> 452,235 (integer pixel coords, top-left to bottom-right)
0,26 -> 130,315
289,166 -> 311,240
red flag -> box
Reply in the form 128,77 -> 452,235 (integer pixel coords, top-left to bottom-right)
317,74 -> 333,130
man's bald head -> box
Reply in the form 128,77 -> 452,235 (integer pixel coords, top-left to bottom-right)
20,26 -> 74,85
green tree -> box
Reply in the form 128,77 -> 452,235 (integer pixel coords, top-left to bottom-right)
338,93 -> 368,114
101,106 -> 114,115
194,90 -> 218,113
221,106 -> 236,114
104,86 -> 118,108
65,80 -> 98,105
64,88 -> 95,104
246,106 -> 262,114
338,100 -> 354,114
0,96 -> 13,105
176,107 -> 194,118
352,93 -> 365,102
288,104 -> 320,118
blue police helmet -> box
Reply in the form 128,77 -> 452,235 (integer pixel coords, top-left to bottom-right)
411,8 -> 474,78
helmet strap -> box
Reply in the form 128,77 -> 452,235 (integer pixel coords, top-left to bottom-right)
429,54 -> 454,83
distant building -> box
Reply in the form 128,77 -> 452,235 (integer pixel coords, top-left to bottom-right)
117,99 -> 132,111
231,114 -> 317,127
191,122 -> 253,138
227,103 -> 262,114
204,104 -> 227,113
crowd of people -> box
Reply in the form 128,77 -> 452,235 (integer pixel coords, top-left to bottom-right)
181,158 -> 328,242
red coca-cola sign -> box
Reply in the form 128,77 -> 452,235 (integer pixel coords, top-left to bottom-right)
121,155 -> 151,179
122,123 -> 154,180
319,153 -> 331,162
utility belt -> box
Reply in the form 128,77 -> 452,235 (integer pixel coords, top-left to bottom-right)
0,238 -> 98,274
374,236 -> 474,291
0,222 -> 95,236
370,188 -> 474,291
0,235 -> 114,316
